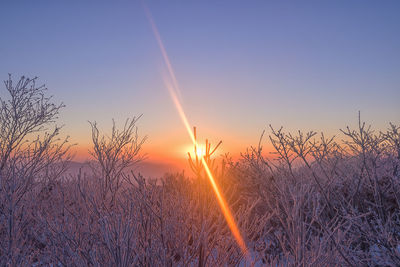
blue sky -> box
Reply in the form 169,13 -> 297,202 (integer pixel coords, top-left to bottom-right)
0,1 -> 399,162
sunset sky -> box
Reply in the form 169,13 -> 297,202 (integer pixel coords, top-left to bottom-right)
1,1 -> 399,171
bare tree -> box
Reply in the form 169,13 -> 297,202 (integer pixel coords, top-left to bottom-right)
0,75 -> 70,265
88,116 -> 146,204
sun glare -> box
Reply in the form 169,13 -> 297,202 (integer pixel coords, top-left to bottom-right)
195,147 -> 204,158
144,5 -> 249,260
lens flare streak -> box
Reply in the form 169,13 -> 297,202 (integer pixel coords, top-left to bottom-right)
144,5 -> 249,257
201,157 -> 248,254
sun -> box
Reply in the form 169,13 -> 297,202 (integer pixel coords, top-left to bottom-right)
181,144 -> 205,159
195,147 -> 205,158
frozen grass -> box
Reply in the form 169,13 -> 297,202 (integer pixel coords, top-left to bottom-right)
1,76 -> 399,266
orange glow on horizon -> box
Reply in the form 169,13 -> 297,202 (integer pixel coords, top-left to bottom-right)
144,5 -> 250,259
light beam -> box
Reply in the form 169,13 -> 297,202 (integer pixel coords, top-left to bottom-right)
144,5 -> 249,258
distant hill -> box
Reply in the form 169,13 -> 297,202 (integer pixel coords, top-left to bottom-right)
63,160 -> 185,179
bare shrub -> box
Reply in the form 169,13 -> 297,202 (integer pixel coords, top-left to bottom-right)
0,75 -> 70,265
239,115 -> 400,266
2,74 -> 399,266
88,117 -> 146,204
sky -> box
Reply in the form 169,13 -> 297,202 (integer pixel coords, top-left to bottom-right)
0,1 -> 399,171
